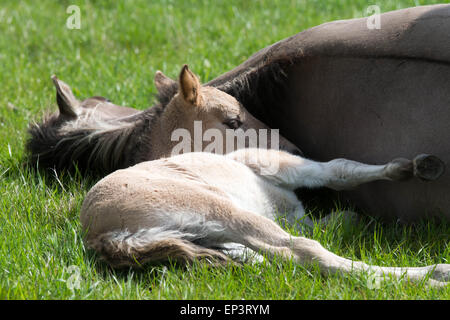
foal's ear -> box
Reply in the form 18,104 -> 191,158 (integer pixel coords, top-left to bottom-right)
154,70 -> 176,93
179,65 -> 202,106
51,75 -> 79,117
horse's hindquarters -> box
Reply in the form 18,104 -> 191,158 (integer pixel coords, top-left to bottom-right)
280,56 -> 450,221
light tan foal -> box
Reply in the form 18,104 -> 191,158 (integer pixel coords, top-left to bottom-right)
81,149 -> 448,287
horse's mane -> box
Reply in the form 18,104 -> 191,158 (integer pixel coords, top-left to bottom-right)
151,58 -> 293,132
209,58 -> 294,129
26,61 -> 289,175
26,91 -> 172,175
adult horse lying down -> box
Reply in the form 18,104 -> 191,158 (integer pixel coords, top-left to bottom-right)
208,4 -> 450,221
27,65 -> 300,174
81,148 -> 449,287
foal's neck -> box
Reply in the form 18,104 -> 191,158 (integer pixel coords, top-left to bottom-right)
79,104 -> 166,173
128,104 -> 168,163
146,103 -> 189,160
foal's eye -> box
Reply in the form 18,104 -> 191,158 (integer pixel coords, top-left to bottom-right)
224,119 -> 242,129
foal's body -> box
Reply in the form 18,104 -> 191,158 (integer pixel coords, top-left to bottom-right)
81,149 -> 449,287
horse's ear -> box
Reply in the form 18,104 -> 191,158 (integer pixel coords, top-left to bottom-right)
179,65 -> 202,106
154,71 -> 176,93
51,75 -> 79,117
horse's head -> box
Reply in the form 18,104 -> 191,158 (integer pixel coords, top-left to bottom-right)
50,75 -> 139,126
26,76 -> 141,172
155,65 -> 302,156
27,67 -> 301,174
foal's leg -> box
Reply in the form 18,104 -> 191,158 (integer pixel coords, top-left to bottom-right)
229,149 -> 445,227
306,154 -> 445,190
222,206 -> 449,287
228,149 -> 445,191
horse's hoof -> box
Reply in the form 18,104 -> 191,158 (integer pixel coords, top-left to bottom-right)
413,154 -> 445,181
387,158 -> 413,181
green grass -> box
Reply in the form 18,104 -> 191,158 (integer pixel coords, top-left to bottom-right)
0,0 -> 449,300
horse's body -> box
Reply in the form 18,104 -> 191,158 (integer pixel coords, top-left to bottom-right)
81,148 -> 449,287
208,4 -> 450,221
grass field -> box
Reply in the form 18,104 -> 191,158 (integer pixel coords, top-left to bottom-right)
0,0 -> 449,300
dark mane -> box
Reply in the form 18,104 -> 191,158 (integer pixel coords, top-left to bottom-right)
26,93 -> 170,175
26,63 -> 292,175
151,60 -> 294,128
208,58 -> 294,129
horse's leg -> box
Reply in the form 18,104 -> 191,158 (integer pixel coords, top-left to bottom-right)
229,149 -> 445,191
305,154 -> 445,190
286,154 -> 443,225
223,206 -> 449,287
229,149 -> 445,227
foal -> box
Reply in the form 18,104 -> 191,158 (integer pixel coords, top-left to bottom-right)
81,148 -> 448,287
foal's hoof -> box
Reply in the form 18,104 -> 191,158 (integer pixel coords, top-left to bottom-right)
387,158 -> 413,181
413,154 -> 445,181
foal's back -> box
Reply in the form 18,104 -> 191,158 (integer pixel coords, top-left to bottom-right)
80,151 -> 296,243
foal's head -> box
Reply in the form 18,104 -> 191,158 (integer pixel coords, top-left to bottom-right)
155,65 -> 301,156
27,66 -> 301,174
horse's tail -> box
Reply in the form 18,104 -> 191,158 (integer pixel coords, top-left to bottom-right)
87,229 -> 230,268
